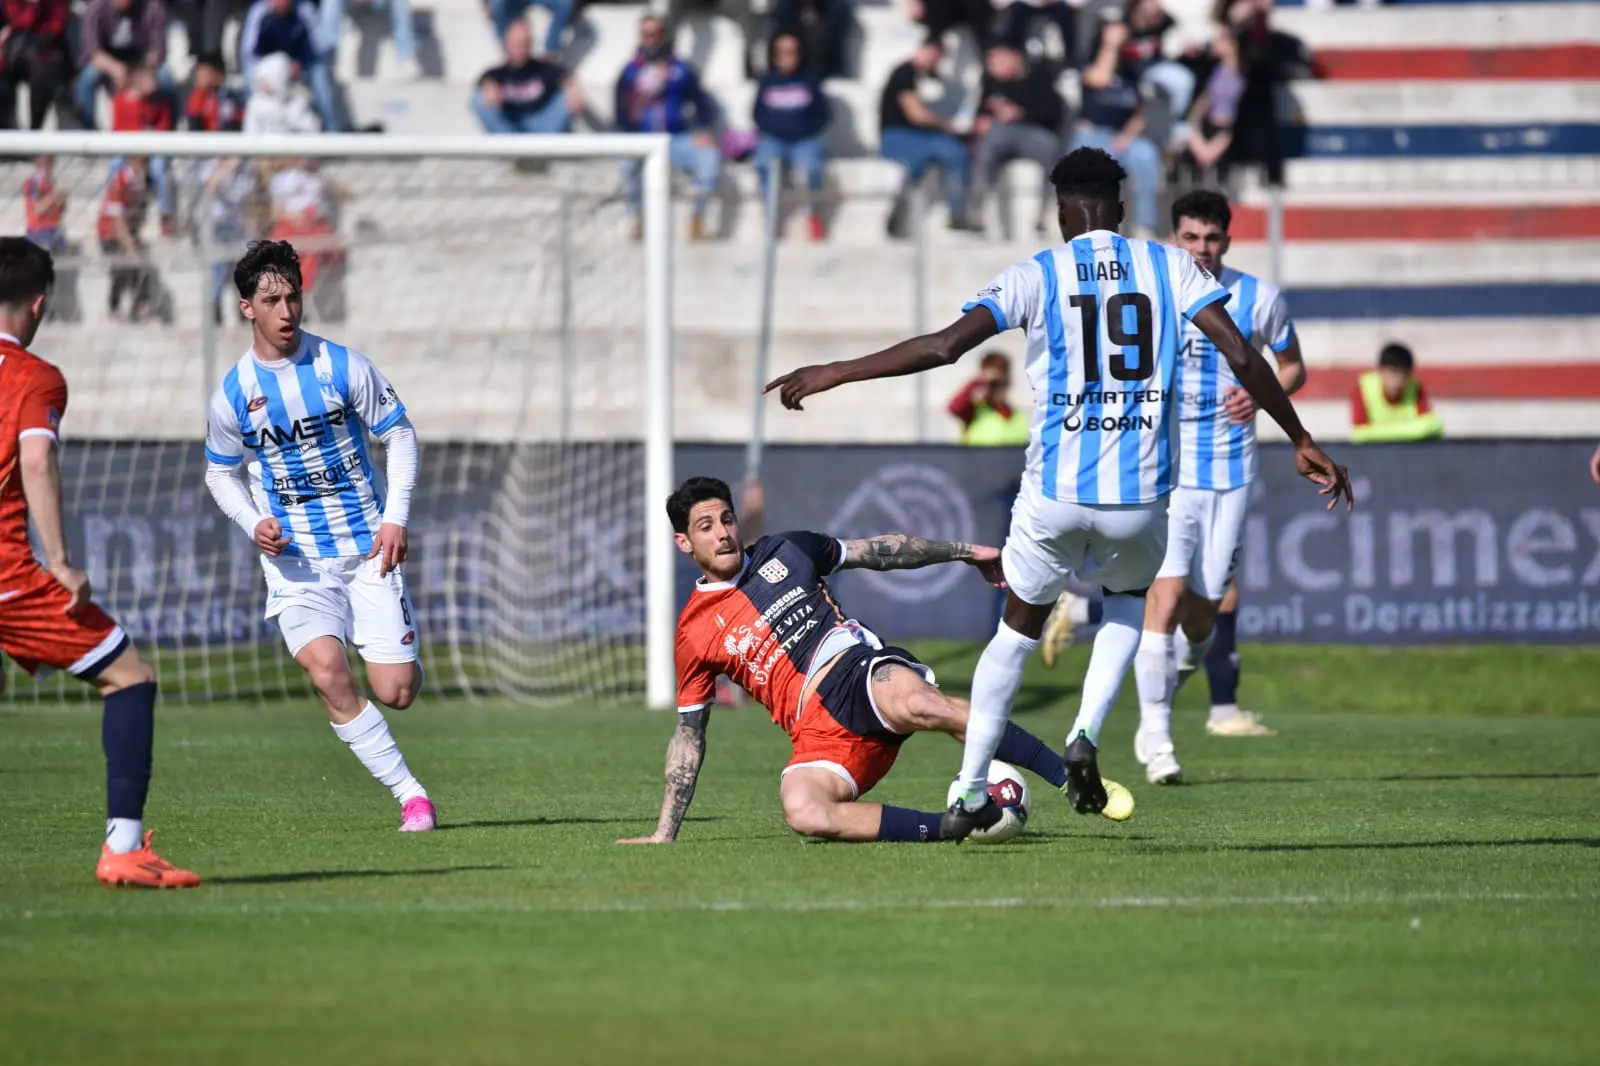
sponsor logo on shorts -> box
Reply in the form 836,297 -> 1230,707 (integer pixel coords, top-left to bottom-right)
757,559 -> 789,584
248,395 -> 269,412
401,630 -> 415,645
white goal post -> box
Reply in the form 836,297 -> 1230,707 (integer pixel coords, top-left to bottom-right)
0,131 -> 678,709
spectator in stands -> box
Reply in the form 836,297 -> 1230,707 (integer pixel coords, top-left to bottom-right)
243,50 -> 320,134
615,14 -> 722,241
110,62 -> 178,235
178,0 -> 231,59
99,155 -> 162,322
197,156 -> 263,323
270,157 -> 346,317
472,19 -> 580,134
879,37 -> 975,239
752,32 -> 830,241
1072,7 -> 1169,235
22,155 -> 65,251
972,43 -> 1064,237
1216,0 -> 1313,189
949,351 -> 1029,446
1181,26 -> 1242,179
76,0 -> 171,129
0,0 -> 73,130
1000,0 -> 1081,69
241,0 -> 343,131
1350,343 -> 1443,443
771,0 -> 849,80
910,0 -> 994,50
185,51 -> 245,131
486,0 -> 575,58
318,0 -> 420,80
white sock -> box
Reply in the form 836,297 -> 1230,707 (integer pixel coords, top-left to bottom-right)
1210,701 -> 1240,723
1173,627 -> 1192,670
1069,594 -> 1142,745
1175,629 -> 1214,694
955,622 -> 1040,804
1134,630 -> 1176,739
331,702 -> 427,805
105,817 -> 143,854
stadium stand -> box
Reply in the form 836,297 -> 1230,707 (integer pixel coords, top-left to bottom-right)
0,0 -> 1594,443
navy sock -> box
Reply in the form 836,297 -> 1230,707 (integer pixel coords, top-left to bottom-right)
877,805 -> 945,843
1087,598 -> 1104,625
102,681 -> 156,820
994,721 -> 1068,788
1206,610 -> 1239,707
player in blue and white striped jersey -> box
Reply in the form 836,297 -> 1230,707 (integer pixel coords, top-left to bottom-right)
768,149 -> 1351,838
202,240 -> 437,833
1129,190 -> 1310,786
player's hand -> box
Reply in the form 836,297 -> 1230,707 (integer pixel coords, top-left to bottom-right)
765,364 -> 841,410
963,545 -> 1007,588
369,523 -> 408,576
617,834 -> 673,845
1222,385 -> 1256,424
49,563 -> 90,615
254,517 -> 292,556
1589,441 -> 1600,484
1293,439 -> 1354,512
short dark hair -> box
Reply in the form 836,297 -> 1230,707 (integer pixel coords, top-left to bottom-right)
1171,189 -> 1232,232
1378,343 -> 1414,372
1050,147 -> 1127,205
233,239 -> 303,299
667,476 -> 734,534
194,51 -> 228,73
0,237 -> 55,307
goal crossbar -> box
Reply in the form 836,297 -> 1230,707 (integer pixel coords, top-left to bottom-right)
0,130 -> 678,710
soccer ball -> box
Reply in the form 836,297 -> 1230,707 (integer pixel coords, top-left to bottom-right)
946,759 -> 1030,844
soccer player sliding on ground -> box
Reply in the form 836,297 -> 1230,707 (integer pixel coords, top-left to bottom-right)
619,476 -> 1133,845
768,148 -> 1352,839
0,238 -> 198,887
202,240 -> 437,832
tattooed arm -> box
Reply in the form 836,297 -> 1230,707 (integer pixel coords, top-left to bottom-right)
617,705 -> 710,844
839,535 -> 1006,586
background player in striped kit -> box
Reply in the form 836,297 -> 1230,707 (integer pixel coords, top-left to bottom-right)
1131,190 -> 1308,786
769,149 -> 1351,837
202,240 -> 437,833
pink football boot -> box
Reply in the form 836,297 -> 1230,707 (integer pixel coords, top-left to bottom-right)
399,796 -> 437,832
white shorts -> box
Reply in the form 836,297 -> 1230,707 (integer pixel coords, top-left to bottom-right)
262,553 -> 419,664
1156,484 -> 1250,601
1001,479 -> 1169,605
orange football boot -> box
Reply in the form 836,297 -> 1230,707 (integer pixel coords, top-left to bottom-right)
97,830 -> 201,889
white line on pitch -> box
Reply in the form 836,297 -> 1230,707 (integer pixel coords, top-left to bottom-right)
5,890 -> 1595,921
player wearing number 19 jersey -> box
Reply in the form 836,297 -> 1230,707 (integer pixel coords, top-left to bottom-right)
767,149 -> 1352,838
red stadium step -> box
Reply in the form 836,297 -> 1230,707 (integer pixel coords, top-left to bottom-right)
1297,365 -> 1600,402
1315,45 -> 1600,81
1229,204 -> 1600,242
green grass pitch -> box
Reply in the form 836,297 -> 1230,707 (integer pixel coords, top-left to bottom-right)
2,643 -> 1597,1066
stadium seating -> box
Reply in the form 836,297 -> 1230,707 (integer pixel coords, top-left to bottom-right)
2,0 -> 1594,444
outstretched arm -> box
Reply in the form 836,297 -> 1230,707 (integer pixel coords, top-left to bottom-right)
766,307 -> 999,410
840,535 -> 1005,586
619,706 -> 710,844
1193,303 -> 1353,512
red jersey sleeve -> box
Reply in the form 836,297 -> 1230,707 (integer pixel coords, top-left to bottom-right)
1414,383 -> 1434,415
947,379 -> 982,424
18,362 -> 68,442
1349,384 -> 1369,427
675,623 -> 716,715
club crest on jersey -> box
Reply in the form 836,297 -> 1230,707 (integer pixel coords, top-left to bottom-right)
248,395 -> 269,412
757,559 -> 789,584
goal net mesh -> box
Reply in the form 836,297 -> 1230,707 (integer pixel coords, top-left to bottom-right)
2,149 -> 652,705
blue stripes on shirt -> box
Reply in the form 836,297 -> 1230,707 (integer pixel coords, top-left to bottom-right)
1035,249 -> 1068,502
294,348 -> 373,556
1070,237 -> 1102,505
256,362 -> 340,557
1147,244 -> 1179,497
961,296 -> 1010,333
1228,275 -> 1258,489
1111,236 -> 1141,504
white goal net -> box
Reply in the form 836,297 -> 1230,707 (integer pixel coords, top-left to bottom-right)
0,133 -> 675,707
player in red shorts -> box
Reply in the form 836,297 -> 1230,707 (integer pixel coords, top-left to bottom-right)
619,477 -> 1134,845
0,237 -> 198,888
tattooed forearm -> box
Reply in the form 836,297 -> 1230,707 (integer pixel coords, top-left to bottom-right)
655,706 -> 709,840
842,534 -> 975,572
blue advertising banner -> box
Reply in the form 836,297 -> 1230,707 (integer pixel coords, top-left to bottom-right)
43,440 -> 1600,647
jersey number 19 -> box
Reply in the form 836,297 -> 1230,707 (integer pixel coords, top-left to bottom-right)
1070,293 -> 1154,382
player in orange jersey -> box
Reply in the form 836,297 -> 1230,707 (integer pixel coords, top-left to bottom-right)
619,476 -> 1134,845
0,238 -> 198,888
